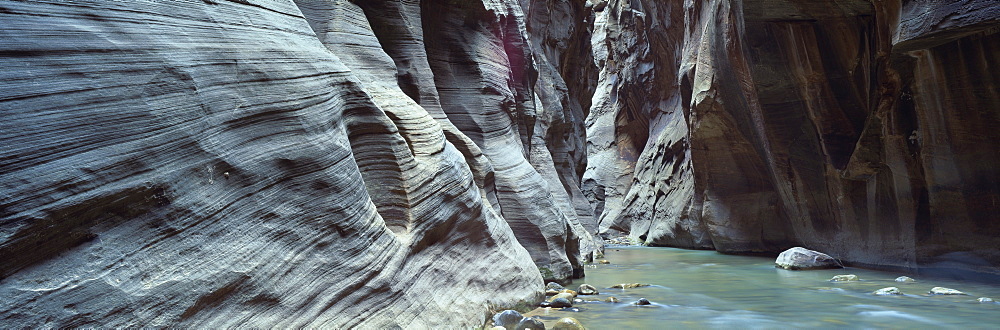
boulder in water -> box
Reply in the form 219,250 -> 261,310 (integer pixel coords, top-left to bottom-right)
552,317 -> 585,330
551,297 -> 573,308
492,310 -> 524,330
598,260 -> 611,264
559,289 -> 578,297
929,287 -> 965,295
873,287 -> 902,295
633,298 -> 651,305
578,284 -> 599,295
775,247 -> 842,270
895,276 -> 916,282
829,274 -> 859,282
545,282 -> 566,296
611,283 -> 650,289
516,317 -> 546,330
605,296 -> 620,303
978,297 -> 994,303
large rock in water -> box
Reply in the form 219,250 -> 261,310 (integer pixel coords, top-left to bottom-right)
775,247 -> 843,270
583,0 -> 1000,277
0,0 -> 599,326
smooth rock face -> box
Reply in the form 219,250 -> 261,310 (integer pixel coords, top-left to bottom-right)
776,247 -> 843,270
0,0 -> 598,326
583,0 -> 1000,276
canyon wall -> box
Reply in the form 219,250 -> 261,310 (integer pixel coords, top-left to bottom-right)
586,0 -> 1000,277
0,0 -> 596,326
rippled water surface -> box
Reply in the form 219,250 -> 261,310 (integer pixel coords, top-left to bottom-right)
527,247 -> 1000,329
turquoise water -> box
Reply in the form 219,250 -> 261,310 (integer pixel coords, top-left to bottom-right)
526,247 -> 1000,329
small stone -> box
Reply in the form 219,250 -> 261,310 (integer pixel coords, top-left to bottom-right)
538,301 -> 552,308
605,296 -> 620,303
546,282 -> 565,291
873,287 -> 902,295
492,310 -> 524,330
895,276 -> 915,282
929,287 -> 965,295
829,274 -> 859,282
559,289 -> 578,297
978,297 -> 994,303
611,283 -> 650,289
598,260 -> 610,264
552,317 -> 585,330
578,284 -> 599,295
551,297 -> 573,308
633,298 -> 651,305
549,292 -> 575,302
775,247 -> 842,270
516,317 -> 546,330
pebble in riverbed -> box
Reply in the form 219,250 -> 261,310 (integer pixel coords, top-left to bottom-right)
873,287 -> 902,295
578,284 -> 599,295
605,296 -> 620,303
550,292 -> 575,302
515,317 -> 545,330
492,310 -> 524,330
551,297 -> 573,308
895,276 -> 916,282
929,287 -> 966,295
829,274 -> 859,282
611,283 -> 650,289
552,317 -> 585,330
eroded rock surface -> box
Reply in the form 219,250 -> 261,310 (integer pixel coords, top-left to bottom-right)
584,0 -> 1000,277
0,0 -> 598,326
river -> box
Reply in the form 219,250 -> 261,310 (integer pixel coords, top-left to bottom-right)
525,246 -> 1000,328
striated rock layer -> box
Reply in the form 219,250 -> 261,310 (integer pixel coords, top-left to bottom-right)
0,0 -> 598,327
585,0 -> 1000,277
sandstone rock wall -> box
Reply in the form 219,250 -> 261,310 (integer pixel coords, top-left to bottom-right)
0,0 -> 596,326
586,0 -> 1000,277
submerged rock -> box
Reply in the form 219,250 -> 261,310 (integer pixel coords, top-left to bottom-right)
550,298 -> 573,308
929,287 -> 966,295
978,297 -> 994,303
598,260 -> 611,264
895,276 -> 916,282
830,274 -> 860,282
611,283 -> 651,289
578,284 -> 599,295
775,247 -> 842,270
516,317 -> 546,330
633,298 -> 652,305
552,317 -> 585,330
605,296 -> 620,303
493,310 -> 524,330
873,287 -> 903,295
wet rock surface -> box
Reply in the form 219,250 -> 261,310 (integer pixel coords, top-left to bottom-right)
577,284 -> 599,295
873,287 -> 903,295
830,275 -> 860,282
929,287 -> 966,295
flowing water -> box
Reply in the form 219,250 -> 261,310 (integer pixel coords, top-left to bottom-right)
526,246 -> 1000,329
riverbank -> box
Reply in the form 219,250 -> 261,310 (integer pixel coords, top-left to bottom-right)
523,247 -> 1000,328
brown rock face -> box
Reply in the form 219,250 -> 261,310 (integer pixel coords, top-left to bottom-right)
586,0 -> 1000,277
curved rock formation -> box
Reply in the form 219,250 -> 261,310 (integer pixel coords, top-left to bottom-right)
0,0 -> 598,326
585,0 -> 1000,277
